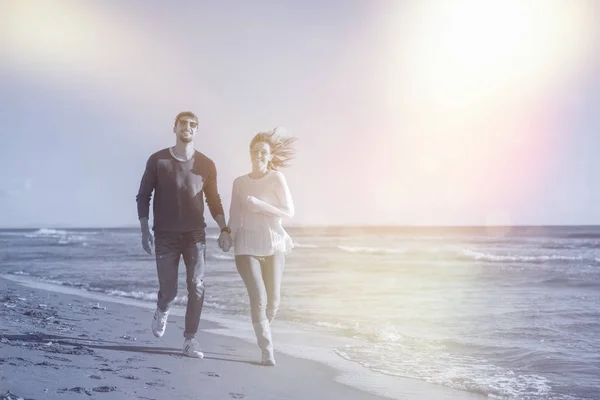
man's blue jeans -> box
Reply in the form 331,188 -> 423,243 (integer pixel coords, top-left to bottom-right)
154,230 -> 206,339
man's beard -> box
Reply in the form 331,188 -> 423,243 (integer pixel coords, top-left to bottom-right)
179,133 -> 193,143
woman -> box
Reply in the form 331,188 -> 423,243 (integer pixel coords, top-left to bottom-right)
228,127 -> 296,366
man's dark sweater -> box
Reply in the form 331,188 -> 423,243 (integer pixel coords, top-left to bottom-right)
136,148 -> 225,233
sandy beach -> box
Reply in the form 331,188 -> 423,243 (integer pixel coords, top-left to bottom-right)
0,274 -> 492,400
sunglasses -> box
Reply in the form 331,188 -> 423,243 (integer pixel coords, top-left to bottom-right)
178,120 -> 198,129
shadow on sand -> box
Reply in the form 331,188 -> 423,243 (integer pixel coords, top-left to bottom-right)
1,333 -> 260,365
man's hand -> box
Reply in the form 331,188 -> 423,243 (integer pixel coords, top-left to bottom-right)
141,229 -> 155,255
218,231 -> 232,252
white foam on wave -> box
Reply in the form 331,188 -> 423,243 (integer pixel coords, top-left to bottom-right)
105,290 -> 195,307
210,254 -> 235,261
314,320 -> 406,344
105,290 -> 157,302
25,228 -> 69,238
308,317 -> 585,399
204,314 -> 484,400
337,245 -> 405,255
24,228 -> 87,245
461,249 -> 588,263
293,242 -> 320,249
334,340 -> 562,400
316,321 -> 348,329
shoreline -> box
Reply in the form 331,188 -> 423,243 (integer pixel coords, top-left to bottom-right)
1,274 -> 487,400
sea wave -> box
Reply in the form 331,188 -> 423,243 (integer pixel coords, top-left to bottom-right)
337,245 -> 405,255
24,228 -> 87,246
331,245 -> 600,266
311,311 -> 597,399
209,253 -> 235,261
105,289 -> 157,302
334,340 -> 579,400
539,276 -> 600,289
565,233 -> 600,239
293,242 -> 320,248
25,228 -> 70,238
460,249 -> 592,264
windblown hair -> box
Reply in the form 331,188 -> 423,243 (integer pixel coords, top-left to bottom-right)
250,127 -> 298,170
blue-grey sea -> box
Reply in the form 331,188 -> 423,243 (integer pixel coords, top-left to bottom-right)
1,226 -> 599,400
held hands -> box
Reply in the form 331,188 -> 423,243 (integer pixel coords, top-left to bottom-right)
218,231 -> 232,252
141,229 -> 154,255
143,228 -> 231,254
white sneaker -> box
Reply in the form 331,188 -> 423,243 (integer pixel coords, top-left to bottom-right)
183,338 -> 204,358
253,321 -> 276,366
261,349 -> 276,366
151,308 -> 169,338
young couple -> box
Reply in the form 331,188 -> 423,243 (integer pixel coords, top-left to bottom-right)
135,111 -> 295,366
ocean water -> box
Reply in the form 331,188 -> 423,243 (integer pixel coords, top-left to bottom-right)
1,226 -> 599,400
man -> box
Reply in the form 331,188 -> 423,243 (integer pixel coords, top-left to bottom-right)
136,111 -> 232,358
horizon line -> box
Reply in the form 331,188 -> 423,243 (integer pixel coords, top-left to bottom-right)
1,224 -> 600,230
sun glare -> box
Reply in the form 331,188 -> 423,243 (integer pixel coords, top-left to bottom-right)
0,2 -> 199,115
1,2 -> 105,73
392,0 -> 595,113
379,0 -> 597,222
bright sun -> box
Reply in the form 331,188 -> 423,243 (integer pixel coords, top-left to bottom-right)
394,0 -> 596,112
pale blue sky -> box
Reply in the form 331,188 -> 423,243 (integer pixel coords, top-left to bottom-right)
1,0 -> 599,228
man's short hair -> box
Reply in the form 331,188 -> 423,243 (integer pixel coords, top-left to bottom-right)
174,111 -> 198,128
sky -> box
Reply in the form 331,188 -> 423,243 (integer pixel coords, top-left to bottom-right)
1,0 -> 599,228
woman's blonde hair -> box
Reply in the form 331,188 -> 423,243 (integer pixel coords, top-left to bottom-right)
250,127 -> 297,170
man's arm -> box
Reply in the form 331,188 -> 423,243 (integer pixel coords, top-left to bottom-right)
136,155 -> 157,223
136,156 -> 157,254
203,161 -> 227,229
213,214 -> 228,230
203,161 -> 232,251
139,217 -> 150,231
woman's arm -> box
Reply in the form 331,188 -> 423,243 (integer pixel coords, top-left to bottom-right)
248,172 -> 295,218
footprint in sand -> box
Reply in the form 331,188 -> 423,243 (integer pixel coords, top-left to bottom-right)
202,371 -> 220,377
146,367 -> 171,375
126,356 -> 145,363
58,387 -> 92,396
92,386 -> 117,393
120,374 -> 140,380
229,392 -> 245,399
36,361 -> 60,369
145,381 -> 165,388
